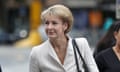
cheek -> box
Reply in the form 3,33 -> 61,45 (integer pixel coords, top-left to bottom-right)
118,37 -> 120,43
116,34 -> 120,43
117,33 -> 120,39
59,28 -> 66,34
57,26 -> 64,31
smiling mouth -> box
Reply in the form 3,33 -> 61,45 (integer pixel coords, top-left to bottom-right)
48,32 -> 54,34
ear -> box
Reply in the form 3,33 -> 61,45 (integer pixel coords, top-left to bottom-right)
63,22 -> 68,31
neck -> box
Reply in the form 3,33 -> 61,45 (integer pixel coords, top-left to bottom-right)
50,36 -> 68,50
113,45 -> 120,53
113,45 -> 120,61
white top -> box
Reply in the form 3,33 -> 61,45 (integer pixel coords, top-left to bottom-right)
29,37 -> 99,72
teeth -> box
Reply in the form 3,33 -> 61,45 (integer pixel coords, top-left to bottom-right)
48,32 -> 53,33
48,31 -> 54,32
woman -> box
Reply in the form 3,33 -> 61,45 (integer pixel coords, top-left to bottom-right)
95,21 -> 120,72
29,4 -> 99,72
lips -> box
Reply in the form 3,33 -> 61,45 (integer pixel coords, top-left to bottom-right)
48,31 -> 54,35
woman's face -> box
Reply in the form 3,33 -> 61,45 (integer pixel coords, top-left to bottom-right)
44,15 -> 68,39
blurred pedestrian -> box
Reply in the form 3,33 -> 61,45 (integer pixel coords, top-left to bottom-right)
95,21 -> 120,72
93,23 -> 115,57
29,4 -> 99,72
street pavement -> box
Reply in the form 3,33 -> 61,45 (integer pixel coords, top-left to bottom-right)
0,46 -> 31,72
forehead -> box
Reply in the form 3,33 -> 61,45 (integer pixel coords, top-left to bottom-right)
44,14 -> 62,21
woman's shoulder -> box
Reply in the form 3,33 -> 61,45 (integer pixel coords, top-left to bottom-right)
95,48 -> 112,58
74,37 -> 89,53
95,48 -> 114,66
75,37 -> 86,40
75,37 -> 88,43
30,40 -> 50,59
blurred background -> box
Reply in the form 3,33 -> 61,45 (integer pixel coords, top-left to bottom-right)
0,0 -> 116,72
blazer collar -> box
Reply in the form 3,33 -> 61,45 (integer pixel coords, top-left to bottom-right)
47,36 -> 74,65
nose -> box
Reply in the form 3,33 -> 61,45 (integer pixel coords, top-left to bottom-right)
47,23 -> 53,29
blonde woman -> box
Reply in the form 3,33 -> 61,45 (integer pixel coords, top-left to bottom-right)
29,4 -> 99,72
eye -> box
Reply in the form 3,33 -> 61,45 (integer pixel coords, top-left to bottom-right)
52,21 -> 58,25
45,21 -> 49,25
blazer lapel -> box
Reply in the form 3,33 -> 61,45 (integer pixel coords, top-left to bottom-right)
64,38 -> 75,66
47,40 -> 61,64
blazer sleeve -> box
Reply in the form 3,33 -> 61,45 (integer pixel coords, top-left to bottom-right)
29,47 -> 41,72
76,38 -> 99,72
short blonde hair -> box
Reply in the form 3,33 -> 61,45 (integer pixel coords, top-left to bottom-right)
41,4 -> 74,33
